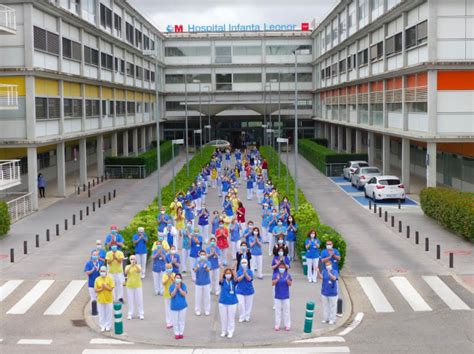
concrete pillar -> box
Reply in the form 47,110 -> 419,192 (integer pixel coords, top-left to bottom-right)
79,138 -> 87,185
368,131 -> 375,166
147,125 -> 153,147
337,126 -> 344,152
330,125 -> 336,150
346,128 -> 352,153
56,142 -> 66,197
159,124 -> 164,141
132,128 -> 138,156
355,129 -> 362,153
111,132 -> 118,157
426,142 -> 437,187
123,130 -> 129,157
27,147 -> 38,210
401,138 -> 411,193
141,126 -> 146,152
382,135 -> 390,175
97,134 -> 104,177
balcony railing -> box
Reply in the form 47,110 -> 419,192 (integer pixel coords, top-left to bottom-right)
4,192 -> 33,223
0,160 -> 21,191
0,4 -> 16,34
0,84 -> 18,109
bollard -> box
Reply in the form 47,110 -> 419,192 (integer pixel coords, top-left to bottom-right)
369,200 -> 372,210
391,216 -> 394,227
108,191 -> 111,201
114,303 -> 124,335
384,211 -> 388,222
10,248 -> 14,263
77,186 -> 80,195
379,207 -> 382,218
398,220 -> 402,233
64,218 -> 68,231
86,206 -> 90,216
373,204 -> 377,214
93,202 -> 96,212
36,234 -> 39,248
91,300 -> 98,316
46,229 -> 50,242
398,199 -> 401,209
23,241 -> 27,255
56,224 -> 60,236
73,214 -> 76,225
425,237 -> 429,252
83,184 -> 86,192
98,198 -> 101,208
449,253 -> 454,268
303,301 -> 315,333
436,245 -> 441,259
97,176 -> 100,184
80,210 -> 83,221
88,181 -> 91,190
415,231 -> 419,244
101,175 -> 104,182
103,195 -> 106,204
113,189 -> 116,198
337,298 -> 343,317
92,179 -> 95,187
406,225 -> 410,239
88,189 -> 91,198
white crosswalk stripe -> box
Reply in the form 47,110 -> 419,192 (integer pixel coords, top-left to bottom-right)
422,276 -> 470,310
390,276 -> 432,312
83,348 -> 351,354
44,280 -> 86,315
357,276 -> 394,313
0,280 -> 23,302
6,280 -> 55,315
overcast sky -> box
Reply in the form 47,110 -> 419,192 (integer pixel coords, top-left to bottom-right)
128,0 -> 339,32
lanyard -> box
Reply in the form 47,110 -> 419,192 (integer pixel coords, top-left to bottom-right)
227,280 -> 234,294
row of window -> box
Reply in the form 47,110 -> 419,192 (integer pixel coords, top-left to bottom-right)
165,73 -> 313,86
164,45 -> 313,57
165,100 -> 313,112
320,21 -> 427,80
323,102 -> 427,114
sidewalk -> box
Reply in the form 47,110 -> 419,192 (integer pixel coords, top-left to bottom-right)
87,155 -> 352,346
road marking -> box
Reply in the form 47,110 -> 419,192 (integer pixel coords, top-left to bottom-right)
294,336 -> 346,343
90,338 -> 134,345
390,276 -> 432,312
338,312 -> 364,336
17,339 -> 52,345
0,280 -> 23,302
6,280 -> 54,315
357,277 -> 394,313
422,276 -> 470,310
83,349 -> 351,354
44,280 -> 86,315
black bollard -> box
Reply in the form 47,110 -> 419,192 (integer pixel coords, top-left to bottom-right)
103,195 -> 106,204
113,189 -> 116,198
391,216 -> 395,227
46,229 -> 50,242
369,200 -> 372,210
56,224 -> 60,236
83,184 -> 86,192
86,206 -> 90,216
108,191 -> 111,201
88,189 -> 91,198
23,241 -> 27,255
406,225 -> 410,239
91,300 -> 98,316
80,210 -> 83,221
337,298 -> 343,316
64,218 -> 68,231
88,181 -> 91,190
98,198 -> 101,208
36,234 -> 39,248
436,245 -> 441,259
10,248 -> 14,263
449,253 -> 454,268
97,176 -> 100,184
92,202 -> 96,212
398,220 -> 402,233
425,237 -> 429,252
374,204 -> 377,214
72,214 -> 76,225
415,231 -> 419,244
379,207 -> 382,218
384,211 -> 388,222
398,199 -> 401,209
77,186 -> 80,195
92,179 -> 95,187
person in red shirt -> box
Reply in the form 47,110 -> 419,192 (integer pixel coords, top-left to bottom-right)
236,201 -> 246,229
215,220 -> 230,267
261,159 -> 268,180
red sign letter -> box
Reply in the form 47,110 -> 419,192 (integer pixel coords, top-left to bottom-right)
301,22 -> 310,31
174,24 -> 184,33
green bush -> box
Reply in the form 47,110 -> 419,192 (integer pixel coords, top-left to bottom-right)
119,146 -> 216,256
0,201 -> 11,236
259,146 -> 346,269
420,187 -> 474,242
310,138 -> 329,147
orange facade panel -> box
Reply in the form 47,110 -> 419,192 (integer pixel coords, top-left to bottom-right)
371,81 -> 383,92
438,71 -> 474,90
438,143 -> 474,158
358,83 -> 368,93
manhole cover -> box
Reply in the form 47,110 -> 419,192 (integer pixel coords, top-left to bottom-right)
71,319 -> 87,327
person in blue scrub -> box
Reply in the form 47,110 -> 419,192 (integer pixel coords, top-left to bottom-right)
211,211 -> 220,238
241,221 -> 254,245
133,226 -> 148,278
206,236 -> 221,295
84,250 -> 103,311
229,218 -> 242,260
105,225 -> 124,251
94,240 -> 106,263
305,230 -> 320,283
272,262 -> 292,331
157,207 -> 171,233
184,201 -> 195,229
219,268 -> 239,338
166,245 -> 181,274
189,228 -> 203,282
169,273 -> 188,340
151,242 -> 167,295
236,258 -> 255,322
223,196 -> 234,217
319,261 -> 339,325
286,215 -> 298,262
320,240 -> 341,272
235,241 -> 252,272
248,227 -> 263,279
197,206 -> 210,244
193,250 -> 211,316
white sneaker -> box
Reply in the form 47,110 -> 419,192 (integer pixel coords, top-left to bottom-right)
127,315 -> 132,320
196,311 -> 201,316
328,320 -> 336,325
321,320 -> 328,324
100,327 -> 105,332
139,315 -> 144,320
238,318 -> 245,323
220,332 -> 227,337
227,332 -> 233,338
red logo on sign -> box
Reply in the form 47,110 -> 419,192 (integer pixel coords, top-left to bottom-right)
301,22 -> 310,31
174,24 -> 184,33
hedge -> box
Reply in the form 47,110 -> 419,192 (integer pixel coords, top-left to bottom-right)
259,146 -> 346,270
299,139 -> 368,174
310,138 -> 329,147
104,140 -> 177,175
420,187 -> 474,242
119,146 -> 216,256
0,201 -> 10,236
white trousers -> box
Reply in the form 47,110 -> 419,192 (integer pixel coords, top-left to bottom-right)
251,255 -> 263,278
322,295 -> 338,323
219,248 -> 229,266
126,287 -> 144,317
247,188 -> 253,200
219,303 -> 237,334
181,249 -> 190,272
237,294 -> 254,321
164,298 -> 172,326
199,225 -> 209,243
195,198 -> 202,210
262,227 -> 268,243
231,240 -> 240,260
171,308 -> 187,336
172,234 -> 180,251
287,241 -> 295,261
268,234 -> 275,255
256,189 -> 263,203
307,258 -> 319,282
88,287 -> 97,301
98,302 -> 113,330
195,284 -> 211,313
274,298 -> 291,328
136,253 -> 147,277
111,272 -> 124,301
210,268 -> 220,294
152,271 -> 164,294
190,258 -> 198,281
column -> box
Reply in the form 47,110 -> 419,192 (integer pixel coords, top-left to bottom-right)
426,142 -> 437,187
111,132 -> 118,157
97,134 -> 104,177
368,131 -> 375,166
330,125 -> 336,150
382,135 -> 390,175
132,128 -> 138,156
346,128 -> 352,153
147,125 -> 153,147
123,130 -> 129,157
27,147 -> 38,210
141,126 -> 146,152
355,129 -> 362,153
56,142 -> 66,197
25,76 -> 36,140
337,126 -> 344,152
324,123 -> 330,139
79,138 -> 87,185
401,138 -> 411,193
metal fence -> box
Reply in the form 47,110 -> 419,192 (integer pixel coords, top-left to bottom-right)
0,159 -> 21,190
105,165 -> 147,179
0,4 -> 16,32
4,192 -> 33,223
325,163 -> 346,177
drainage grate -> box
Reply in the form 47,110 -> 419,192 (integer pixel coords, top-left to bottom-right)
71,319 -> 87,327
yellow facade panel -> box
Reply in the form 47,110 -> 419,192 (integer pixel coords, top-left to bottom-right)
102,87 -> 113,99
85,85 -> 99,98
115,89 -> 125,100
136,92 -> 143,101
127,90 -> 135,100
0,76 -> 26,96
64,82 -> 81,97
35,78 -> 59,96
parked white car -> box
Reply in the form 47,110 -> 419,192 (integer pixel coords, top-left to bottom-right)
364,175 -> 406,202
343,161 -> 369,180
351,167 -> 381,189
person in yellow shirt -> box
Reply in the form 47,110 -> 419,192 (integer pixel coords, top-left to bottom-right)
105,245 -> 125,303
169,198 -> 182,219
125,255 -> 144,320
174,207 -> 186,233
94,266 -> 115,332
162,263 -> 176,329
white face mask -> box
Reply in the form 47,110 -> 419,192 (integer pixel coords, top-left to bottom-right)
225,274 -> 232,280
327,244 -> 333,250
310,234 -> 315,238
100,272 -> 107,277
253,231 -> 258,235
326,266 -> 332,271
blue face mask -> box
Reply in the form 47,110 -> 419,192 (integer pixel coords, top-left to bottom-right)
279,268 -> 285,274
91,255 -> 98,261
111,246 -> 118,251
166,268 -> 173,273
210,242 -> 216,247
175,278 -> 182,284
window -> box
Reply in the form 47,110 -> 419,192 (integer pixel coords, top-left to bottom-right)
101,100 -> 107,116
187,74 -> 212,83
33,26 -> 59,55
406,26 -> 417,49
115,58 -> 125,74
101,52 -> 113,70
144,69 -> 150,81
215,46 -> 232,63
347,53 -> 356,70
407,102 -> 427,113
135,66 -> 143,80
358,0 -> 367,21
216,73 -> 232,90
125,22 -> 134,45
150,71 -> 155,82
266,73 -> 312,82
386,32 -> 402,56
339,58 -> 347,73
321,69 -> 325,80
331,63 -> 338,77
370,41 -> 383,61
406,21 -> 427,49
62,38 -> 81,61
165,46 -> 211,57
233,73 -> 262,83
166,101 -> 184,111
126,62 -> 134,77
387,102 -> 402,112
84,46 -> 99,66
143,35 -> 150,50
64,98 -> 83,118
115,101 -> 125,115
114,13 -> 122,36
100,4 -> 112,29
357,48 -> 368,66
109,100 -> 115,115
233,46 -> 261,56
126,101 -> 135,114
35,97 -> 60,120
266,45 -> 312,55
135,29 -> 142,49
85,99 -> 100,117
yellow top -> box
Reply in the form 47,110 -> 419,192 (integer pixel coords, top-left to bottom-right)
175,215 -> 185,230
105,250 -> 124,274
125,264 -> 142,288
222,214 -> 233,228
255,166 -> 262,174
169,201 -> 182,218
152,240 -> 170,251
162,272 -> 175,299
94,275 -> 115,304
211,169 -> 217,180
231,198 -> 239,212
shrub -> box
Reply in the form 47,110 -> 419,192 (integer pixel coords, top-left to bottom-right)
310,138 -> 329,147
420,187 -> 474,242
0,201 -> 11,236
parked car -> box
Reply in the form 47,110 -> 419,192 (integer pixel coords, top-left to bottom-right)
364,176 -> 406,202
343,161 -> 369,180
351,167 -> 381,189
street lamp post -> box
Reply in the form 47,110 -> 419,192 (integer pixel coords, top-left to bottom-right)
263,82 -> 267,146
207,86 -> 211,142
193,129 -> 202,165
277,74 -> 281,178
193,79 -> 202,151
277,138 -> 289,195
184,74 -> 189,176
268,82 -> 272,152
292,48 -> 302,211
171,139 -> 184,195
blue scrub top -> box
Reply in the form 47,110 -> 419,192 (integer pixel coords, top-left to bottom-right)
84,260 -> 104,287
190,236 -> 203,258
170,283 -> 188,311
198,211 -> 209,225
166,253 -> 180,273
133,233 -> 148,254
320,248 -> 341,272
249,235 -> 262,256
286,223 -> 298,242
152,249 -> 167,272
321,269 -> 339,297
230,224 -> 241,242
194,260 -> 212,286
219,279 -> 239,305
105,233 -> 124,250
273,272 -> 292,300
236,269 -> 255,296
205,246 -> 221,269
305,238 -> 321,259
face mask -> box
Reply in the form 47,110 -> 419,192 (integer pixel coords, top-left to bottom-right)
100,272 -> 106,277
210,241 -> 216,247
111,231 -> 117,235
157,245 -> 162,249
326,266 -> 332,271
175,278 -> 182,284
225,274 -> 232,280
253,231 -> 258,235
171,250 -> 176,254
278,240 -> 283,244
248,224 -> 253,228
91,255 -> 98,261
241,263 -> 248,269
158,237 -> 164,241
272,213 -> 277,216
327,245 -> 333,250
310,234 -> 315,238
161,211 -> 165,214
166,268 -> 173,273
241,246 -> 246,251
278,268 -> 285,274
111,246 -> 117,252
278,251 -> 284,257
219,224 -> 224,227
96,245 -> 102,249
200,255 -> 207,261
278,222 -> 283,226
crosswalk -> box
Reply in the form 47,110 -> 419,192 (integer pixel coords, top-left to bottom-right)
356,275 -> 471,313
82,348 -> 352,354
1,279 -> 86,316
